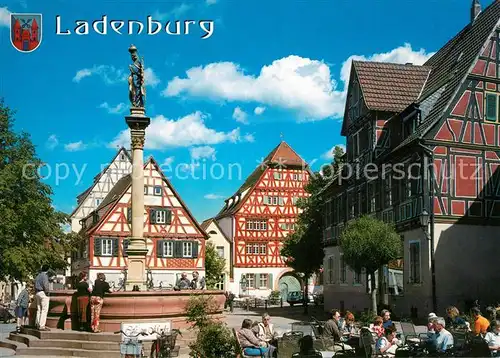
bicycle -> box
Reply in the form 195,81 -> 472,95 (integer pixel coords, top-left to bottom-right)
149,328 -> 182,358
115,329 -> 148,358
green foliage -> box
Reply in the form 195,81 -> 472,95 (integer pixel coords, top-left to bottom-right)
189,322 -> 241,358
0,99 -> 74,281
358,310 -> 377,327
339,216 -> 402,275
204,242 -> 226,289
186,295 -> 240,358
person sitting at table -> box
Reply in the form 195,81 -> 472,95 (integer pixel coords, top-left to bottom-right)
372,316 -> 385,338
342,311 -> 356,335
323,309 -> 352,351
376,325 -> 398,356
484,320 -> 500,357
428,317 -> 454,353
445,306 -> 466,329
427,312 -> 437,335
256,313 -> 278,348
381,309 -> 393,330
238,318 -> 274,357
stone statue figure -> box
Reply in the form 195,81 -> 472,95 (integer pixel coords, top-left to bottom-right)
128,44 -> 146,108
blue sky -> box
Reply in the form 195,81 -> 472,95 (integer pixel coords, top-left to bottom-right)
0,0 -> 491,222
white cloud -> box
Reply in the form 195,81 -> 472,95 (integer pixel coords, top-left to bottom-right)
0,7 -> 10,27
321,144 -> 346,160
232,107 -> 248,124
109,111 -> 252,149
99,102 -> 127,114
190,146 -> 216,161
163,156 -> 175,166
46,134 -> 58,150
254,106 -> 265,115
204,193 -> 223,200
73,65 -> 159,87
64,141 -> 86,152
243,133 -> 255,142
163,43 -> 434,121
153,3 -> 192,20
144,68 -> 160,88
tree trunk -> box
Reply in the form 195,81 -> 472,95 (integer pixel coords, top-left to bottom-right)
303,274 -> 309,315
370,272 -> 378,314
378,265 -> 388,307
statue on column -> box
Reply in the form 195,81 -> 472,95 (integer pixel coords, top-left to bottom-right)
128,44 -> 146,108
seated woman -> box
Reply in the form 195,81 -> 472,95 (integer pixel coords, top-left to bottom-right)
446,306 -> 467,328
372,316 -> 385,338
238,318 -> 273,357
343,311 -> 356,335
256,313 -> 278,352
376,325 -> 398,356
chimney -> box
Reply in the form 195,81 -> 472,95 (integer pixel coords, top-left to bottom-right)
471,0 -> 481,22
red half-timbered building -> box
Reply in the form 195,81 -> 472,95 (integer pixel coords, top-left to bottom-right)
322,0 -> 500,317
72,157 -> 207,288
213,141 -> 312,298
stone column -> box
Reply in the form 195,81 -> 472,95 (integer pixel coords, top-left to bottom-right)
125,107 -> 150,291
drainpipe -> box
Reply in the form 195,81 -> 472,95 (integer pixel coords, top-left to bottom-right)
417,142 -> 437,313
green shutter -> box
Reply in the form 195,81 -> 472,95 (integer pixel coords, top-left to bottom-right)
94,238 -> 102,257
268,273 -> 273,289
156,240 -> 163,258
174,241 -> 182,258
255,274 -> 261,288
149,209 -> 156,224
127,208 -> 132,223
112,238 -> 119,257
192,241 -> 199,258
486,93 -> 497,121
123,239 -> 130,257
166,209 -> 172,225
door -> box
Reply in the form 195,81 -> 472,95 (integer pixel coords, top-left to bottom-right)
279,282 -> 288,300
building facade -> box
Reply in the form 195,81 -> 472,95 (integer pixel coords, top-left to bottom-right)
214,141 -> 311,299
322,0 -> 500,317
201,218 -> 232,291
72,157 -> 207,288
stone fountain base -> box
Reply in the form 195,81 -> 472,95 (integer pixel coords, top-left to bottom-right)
34,289 -> 225,332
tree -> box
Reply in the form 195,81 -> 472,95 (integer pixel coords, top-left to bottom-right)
281,145 -> 344,314
339,215 -> 402,313
204,242 -> 226,289
0,99 -> 72,282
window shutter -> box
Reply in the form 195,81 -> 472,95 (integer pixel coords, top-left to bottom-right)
279,197 -> 284,205
123,239 -> 130,257
174,241 -> 182,258
166,210 -> 172,225
149,209 -> 156,224
263,195 -> 268,205
127,208 -> 132,223
112,238 -> 119,257
156,240 -> 163,258
94,238 -> 102,257
268,273 -> 273,289
192,241 -> 199,258
486,94 -> 497,121
255,274 -> 261,288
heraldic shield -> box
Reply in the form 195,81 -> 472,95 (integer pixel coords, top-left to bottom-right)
10,13 -> 42,53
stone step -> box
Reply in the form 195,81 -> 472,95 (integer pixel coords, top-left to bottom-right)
12,335 -> 120,351
21,328 -> 121,343
15,347 -> 121,357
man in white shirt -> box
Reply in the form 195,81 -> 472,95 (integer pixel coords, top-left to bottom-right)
485,320 -> 500,357
430,317 -> 454,353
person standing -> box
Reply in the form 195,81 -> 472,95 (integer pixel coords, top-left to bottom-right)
75,272 -> 91,331
90,273 -> 111,333
34,265 -> 51,331
190,271 -> 206,290
15,283 -> 32,332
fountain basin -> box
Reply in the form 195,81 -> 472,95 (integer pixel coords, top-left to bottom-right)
38,289 -> 225,332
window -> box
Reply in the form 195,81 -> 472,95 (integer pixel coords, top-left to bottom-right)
153,186 -> 162,196
409,241 -> 421,284
215,274 -> 225,291
273,172 -> 282,180
339,255 -> 347,283
155,209 -> 171,224
245,273 -> 255,289
293,173 -> 303,181
95,198 -> 102,206
163,241 -> 173,257
246,243 -> 267,255
384,176 -> 392,207
368,181 -> 377,213
328,256 -> 334,284
120,154 -> 125,160
259,274 -> 268,288
246,219 -> 268,231
485,93 -> 498,122
279,223 -> 295,230
264,196 -> 284,205
144,186 -> 148,195
403,117 -> 418,138
354,269 -> 362,284
102,239 -> 113,256
182,242 -> 193,257
216,246 -> 224,258
325,200 -> 332,228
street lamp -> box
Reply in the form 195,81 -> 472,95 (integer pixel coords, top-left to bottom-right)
419,208 -> 436,313
419,209 -> 430,229
239,276 -> 248,297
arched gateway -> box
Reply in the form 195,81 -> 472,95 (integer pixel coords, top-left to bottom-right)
278,272 -> 302,300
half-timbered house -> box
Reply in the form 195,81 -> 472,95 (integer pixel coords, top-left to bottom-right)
201,218 -> 232,291
72,157 -> 207,288
322,0 -> 500,317
214,141 -> 312,298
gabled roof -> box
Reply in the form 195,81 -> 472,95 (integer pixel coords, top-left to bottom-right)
392,0 -> 500,152
353,61 -> 432,113
215,141 -> 310,218
201,218 -> 231,243
71,147 -> 131,217
82,156 -> 207,239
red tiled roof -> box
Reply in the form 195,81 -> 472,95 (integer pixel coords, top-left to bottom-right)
353,61 -> 431,112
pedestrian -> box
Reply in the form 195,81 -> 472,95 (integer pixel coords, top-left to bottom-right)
34,265 -> 51,331
15,283 -> 32,332
90,273 -> 111,333
75,272 -> 91,331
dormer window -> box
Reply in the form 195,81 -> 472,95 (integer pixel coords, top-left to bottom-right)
403,116 -> 418,139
